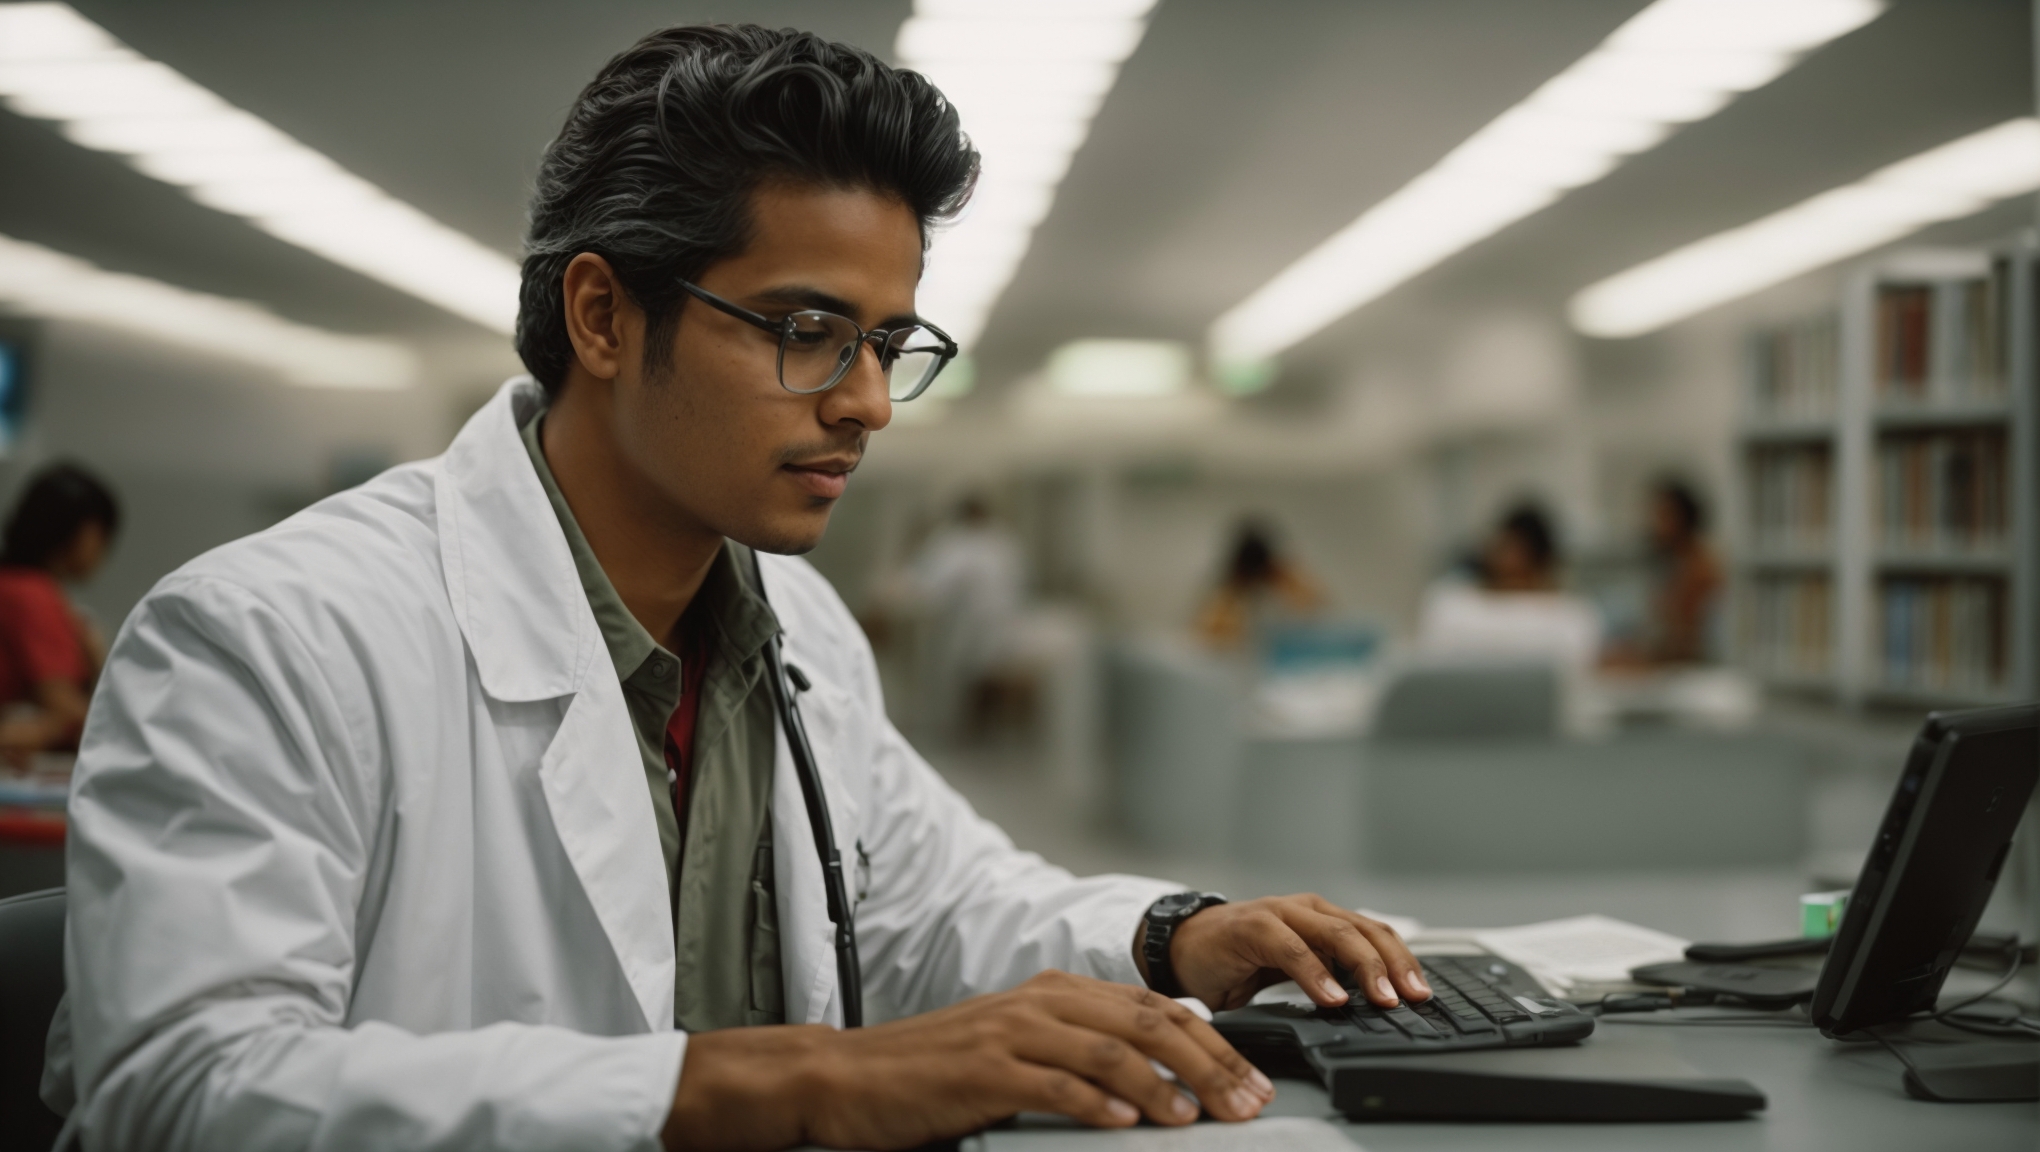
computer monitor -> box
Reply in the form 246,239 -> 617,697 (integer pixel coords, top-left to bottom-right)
1811,703 -> 2039,1038
0,324 -> 33,452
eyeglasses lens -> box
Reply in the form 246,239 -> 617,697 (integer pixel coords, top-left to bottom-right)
779,312 -> 861,394
779,311 -> 949,400
885,329 -> 947,401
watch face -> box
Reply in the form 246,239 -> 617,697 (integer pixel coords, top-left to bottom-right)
1153,892 -> 1205,921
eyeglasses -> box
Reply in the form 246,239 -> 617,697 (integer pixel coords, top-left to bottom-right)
678,279 -> 959,402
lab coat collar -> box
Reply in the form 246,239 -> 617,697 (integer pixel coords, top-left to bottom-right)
436,377 -> 675,1030
436,377 -> 599,703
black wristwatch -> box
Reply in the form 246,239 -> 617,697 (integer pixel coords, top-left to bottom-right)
1141,891 -> 1227,998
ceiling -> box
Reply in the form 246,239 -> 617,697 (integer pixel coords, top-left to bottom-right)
2,0 -> 2032,397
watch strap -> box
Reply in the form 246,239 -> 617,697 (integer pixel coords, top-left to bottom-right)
1142,892 -> 1226,998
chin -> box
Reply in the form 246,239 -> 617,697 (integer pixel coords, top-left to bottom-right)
733,510 -> 830,557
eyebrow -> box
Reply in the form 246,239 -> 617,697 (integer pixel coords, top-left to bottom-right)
748,284 -> 921,330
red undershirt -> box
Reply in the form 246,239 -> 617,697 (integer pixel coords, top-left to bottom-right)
661,620 -> 712,836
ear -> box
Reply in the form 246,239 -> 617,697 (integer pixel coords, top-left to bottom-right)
561,253 -> 639,381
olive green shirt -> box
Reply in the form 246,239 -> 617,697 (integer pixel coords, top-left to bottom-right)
520,412 -> 785,1030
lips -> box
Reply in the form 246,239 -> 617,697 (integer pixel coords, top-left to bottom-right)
783,457 -> 856,500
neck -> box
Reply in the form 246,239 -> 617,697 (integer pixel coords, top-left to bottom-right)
541,374 -> 724,645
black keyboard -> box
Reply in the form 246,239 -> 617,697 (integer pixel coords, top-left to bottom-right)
1212,952 -> 1594,1071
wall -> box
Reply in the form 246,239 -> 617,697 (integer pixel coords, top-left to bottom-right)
0,319 -> 462,630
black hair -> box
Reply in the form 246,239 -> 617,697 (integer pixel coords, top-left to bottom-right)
1,462 -> 119,569
1226,520 -> 1279,586
516,24 -> 980,394
1654,477 -> 1707,536
1497,502 -> 1557,570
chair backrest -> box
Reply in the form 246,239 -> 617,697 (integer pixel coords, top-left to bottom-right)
0,887 -> 66,1150
1372,663 -> 1560,739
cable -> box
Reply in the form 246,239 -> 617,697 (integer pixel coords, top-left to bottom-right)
1930,935 -> 2024,1027
1837,938 -> 2039,1061
1865,1026 -> 1920,1078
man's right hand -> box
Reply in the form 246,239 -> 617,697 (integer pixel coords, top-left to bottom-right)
662,970 -> 1276,1152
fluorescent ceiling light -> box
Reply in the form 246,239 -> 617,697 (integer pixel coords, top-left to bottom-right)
1570,118 -> 2040,337
0,232 -> 417,388
1209,0 -> 1884,365
1047,338 -> 1189,397
0,3 -> 519,333
900,0 -> 1159,349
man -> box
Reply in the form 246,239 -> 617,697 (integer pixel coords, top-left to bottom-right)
50,26 -> 1428,1152
898,495 -> 1025,739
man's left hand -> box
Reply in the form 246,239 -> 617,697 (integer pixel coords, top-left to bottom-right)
1141,894 -> 1431,1011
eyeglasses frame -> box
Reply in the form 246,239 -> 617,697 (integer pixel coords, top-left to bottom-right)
677,279 -> 959,401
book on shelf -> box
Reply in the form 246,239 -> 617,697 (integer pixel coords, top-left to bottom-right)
1749,314 -> 1837,418
1747,443 -> 1831,552
1878,575 -> 2006,693
1876,428 -> 2007,554
1742,573 -> 1831,679
1874,274 -> 2005,405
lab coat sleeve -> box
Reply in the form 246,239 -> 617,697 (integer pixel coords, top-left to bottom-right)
851,718 -> 1180,1021
64,575 -> 683,1152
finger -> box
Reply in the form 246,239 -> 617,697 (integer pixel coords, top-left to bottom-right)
1009,1064 -> 1143,1129
1306,898 -> 1431,1001
1228,909 -> 1351,1009
1289,909 -> 1404,1007
1107,984 -> 1276,1103
1046,988 -> 1270,1121
1013,1019 -> 1201,1126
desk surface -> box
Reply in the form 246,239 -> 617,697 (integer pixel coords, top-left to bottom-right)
982,1013 -> 2037,1152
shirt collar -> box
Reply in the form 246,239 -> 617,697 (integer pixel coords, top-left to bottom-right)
517,401 -> 778,680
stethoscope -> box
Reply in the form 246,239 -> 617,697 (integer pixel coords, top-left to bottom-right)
746,547 -> 864,1028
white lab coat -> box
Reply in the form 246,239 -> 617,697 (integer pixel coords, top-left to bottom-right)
904,522 -> 1025,735
48,379 -> 1175,1152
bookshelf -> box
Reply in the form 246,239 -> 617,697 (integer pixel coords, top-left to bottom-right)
1732,240 -> 2037,708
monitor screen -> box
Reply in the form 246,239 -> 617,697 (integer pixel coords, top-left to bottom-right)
0,331 -> 29,452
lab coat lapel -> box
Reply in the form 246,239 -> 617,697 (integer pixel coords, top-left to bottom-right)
539,677 -> 675,1030
770,720 -> 833,1026
760,560 -> 864,1027
437,378 -> 675,1031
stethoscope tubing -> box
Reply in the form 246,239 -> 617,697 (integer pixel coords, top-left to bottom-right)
749,547 -> 864,1028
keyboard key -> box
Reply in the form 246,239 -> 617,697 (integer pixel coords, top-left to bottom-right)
1343,1008 -> 1396,1034
1428,997 -> 1496,1033
1383,1005 -> 1443,1038
1413,1001 -> 1492,1036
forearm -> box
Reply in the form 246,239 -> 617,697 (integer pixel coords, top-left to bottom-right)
662,1025 -> 835,1152
861,856 -> 1178,1016
76,997 -> 684,1152
35,678 -> 89,742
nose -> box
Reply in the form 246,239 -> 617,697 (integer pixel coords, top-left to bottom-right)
818,336 -> 892,432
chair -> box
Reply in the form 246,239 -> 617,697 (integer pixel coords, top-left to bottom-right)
0,888 -> 66,1150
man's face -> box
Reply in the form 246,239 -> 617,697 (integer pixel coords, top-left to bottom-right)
610,183 -> 919,554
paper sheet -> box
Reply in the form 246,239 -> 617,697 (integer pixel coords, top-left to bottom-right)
1472,914 -> 1690,991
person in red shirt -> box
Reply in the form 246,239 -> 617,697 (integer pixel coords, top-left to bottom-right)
0,462 -> 119,760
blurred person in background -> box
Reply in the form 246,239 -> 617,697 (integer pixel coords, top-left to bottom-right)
1603,478 -> 1722,668
902,494 -> 1026,740
1195,519 -> 1323,649
1416,501 -> 1601,669
0,462 -> 118,761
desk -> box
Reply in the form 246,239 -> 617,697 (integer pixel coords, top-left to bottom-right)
982,1016 -> 2037,1152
